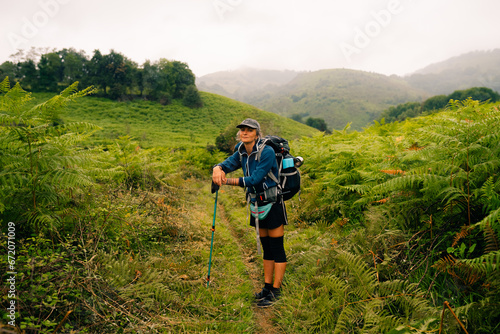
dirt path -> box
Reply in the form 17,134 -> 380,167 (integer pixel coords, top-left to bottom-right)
217,204 -> 282,334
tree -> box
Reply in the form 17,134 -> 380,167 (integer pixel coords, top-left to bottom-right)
37,52 -> 63,92
155,59 -> 176,101
145,59 -> 197,102
142,59 -> 171,103
215,122 -> 239,154
18,59 -> 38,90
182,85 -> 203,108
422,94 -> 449,112
2,48 -> 199,102
290,113 -> 304,123
132,65 -> 144,96
59,48 -> 88,86
142,60 -> 157,98
448,87 -> 500,103
103,50 -> 127,98
0,61 -> 17,84
170,60 -> 195,99
87,49 -> 107,94
379,101 -> 422,123
86,49 -> 136,98
306,117 -> 329,132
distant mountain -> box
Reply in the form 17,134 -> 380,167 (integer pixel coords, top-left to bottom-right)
196,68 -> 299,101
196,49 -> 500,131
244,69 -> 427,131
404,49 -> 500,95
198,68 -> 427,131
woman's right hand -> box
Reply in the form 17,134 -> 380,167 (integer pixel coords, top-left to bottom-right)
212,166 -> 226,186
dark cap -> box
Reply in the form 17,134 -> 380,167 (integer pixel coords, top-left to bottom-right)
236,118 -> 260,131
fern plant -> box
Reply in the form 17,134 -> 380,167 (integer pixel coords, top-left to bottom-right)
294,130 -> 397,224
365,100 -> 500,233
293,99 -> 500,332
0,77 -> 102,234
280,247 -> 440,333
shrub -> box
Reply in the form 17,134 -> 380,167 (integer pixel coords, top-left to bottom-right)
0,77 -> 103,236
182,85 -> 203,108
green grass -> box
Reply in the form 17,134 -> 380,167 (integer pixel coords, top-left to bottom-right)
30,91 -> 320,149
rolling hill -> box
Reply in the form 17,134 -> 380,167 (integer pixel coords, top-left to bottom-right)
196,49 -> 500,131
57,91 -> 320,149
198,68 -> 428,131
243,69 -> 427,131
198,68 -> 427,131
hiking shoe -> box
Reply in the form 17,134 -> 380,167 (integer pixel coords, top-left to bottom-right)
254,287 -> 271,300
257,289 -> 280,307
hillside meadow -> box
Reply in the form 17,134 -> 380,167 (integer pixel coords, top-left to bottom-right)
1,80 -> 499,333
30,91 -> 318,149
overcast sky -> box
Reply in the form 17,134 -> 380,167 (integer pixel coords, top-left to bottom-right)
2,0 -> 500,77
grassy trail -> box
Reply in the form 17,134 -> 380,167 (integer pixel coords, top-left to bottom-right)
216,194 -> 282,334
173,182 -> 284,333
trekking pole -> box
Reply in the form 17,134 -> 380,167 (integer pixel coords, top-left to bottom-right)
254,201 -> 262,255
207,186 -> 218,287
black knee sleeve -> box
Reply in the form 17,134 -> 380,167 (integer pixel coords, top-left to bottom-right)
260,236 -> 273,261
269,236 -> 287,263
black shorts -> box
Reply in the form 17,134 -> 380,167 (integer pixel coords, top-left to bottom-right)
250,199 -> 288,230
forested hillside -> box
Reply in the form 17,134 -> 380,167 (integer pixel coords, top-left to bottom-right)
378,86 -> 500,123
245,69 -> 427,131
1,76 -> 499,333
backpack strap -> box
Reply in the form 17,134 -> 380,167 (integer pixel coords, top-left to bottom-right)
266,165 -> 280,185
244,138 -> 282,191
255,138 -> 282,188
255,138 -> 268,162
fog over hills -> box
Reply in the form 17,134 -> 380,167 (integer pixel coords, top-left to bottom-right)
197,49 -> 500,130
405,49 -> 500,94
196,68 -> 300,101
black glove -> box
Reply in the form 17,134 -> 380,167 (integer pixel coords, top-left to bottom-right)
211,181 -> 219,194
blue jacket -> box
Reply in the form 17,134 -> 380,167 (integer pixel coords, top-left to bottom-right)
217,140 -> 278,195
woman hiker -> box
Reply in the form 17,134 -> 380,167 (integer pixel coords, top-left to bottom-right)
212,118 -> 288,307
